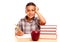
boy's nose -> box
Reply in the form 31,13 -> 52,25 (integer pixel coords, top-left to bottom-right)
29,11 -> 32,14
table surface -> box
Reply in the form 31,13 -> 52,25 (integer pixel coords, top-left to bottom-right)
15,38 -> 57,42
15,34 -> 57,42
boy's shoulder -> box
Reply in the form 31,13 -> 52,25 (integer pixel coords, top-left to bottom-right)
19,17 -> 25,21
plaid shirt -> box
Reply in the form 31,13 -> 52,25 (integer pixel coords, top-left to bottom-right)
16,16 -> 40,34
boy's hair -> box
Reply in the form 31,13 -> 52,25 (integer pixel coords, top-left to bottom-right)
26,2 -> 36,8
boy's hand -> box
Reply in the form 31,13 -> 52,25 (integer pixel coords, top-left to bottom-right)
15,24 -> 24,36
15,30 -> 24,36
35,7 -> 40,14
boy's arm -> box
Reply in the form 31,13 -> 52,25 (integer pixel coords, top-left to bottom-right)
15,24 -> 24,36
35,7 -> 46,25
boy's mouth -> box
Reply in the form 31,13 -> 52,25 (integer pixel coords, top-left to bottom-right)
29,14 -> 34,17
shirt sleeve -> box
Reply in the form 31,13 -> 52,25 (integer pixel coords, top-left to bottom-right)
35,17 -> 40,24
35,17 -> 40,30
15,19 -> 23,31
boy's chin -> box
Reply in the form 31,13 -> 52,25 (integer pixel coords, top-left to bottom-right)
26,15 -> 35,19
28,16 -> 34,19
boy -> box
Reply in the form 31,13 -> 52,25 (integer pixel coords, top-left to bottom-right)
15,2 -> 46,36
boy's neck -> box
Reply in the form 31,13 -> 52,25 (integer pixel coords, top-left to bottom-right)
26,16 -> 34,22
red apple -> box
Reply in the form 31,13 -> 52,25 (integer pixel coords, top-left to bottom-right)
31,30 -> 40,41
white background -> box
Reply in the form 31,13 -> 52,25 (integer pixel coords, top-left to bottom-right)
0,0 -> 60,42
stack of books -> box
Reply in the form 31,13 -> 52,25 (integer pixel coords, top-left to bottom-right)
40,25 -> 57,40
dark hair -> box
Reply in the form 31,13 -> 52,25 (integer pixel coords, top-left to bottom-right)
26,2 -> 36,8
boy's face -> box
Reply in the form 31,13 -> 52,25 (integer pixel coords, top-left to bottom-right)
25,5 -> 36,19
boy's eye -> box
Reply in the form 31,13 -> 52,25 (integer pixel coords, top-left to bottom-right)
32,10 -> 35,11
27,10 -> 30,12
27,9 -> 35,12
